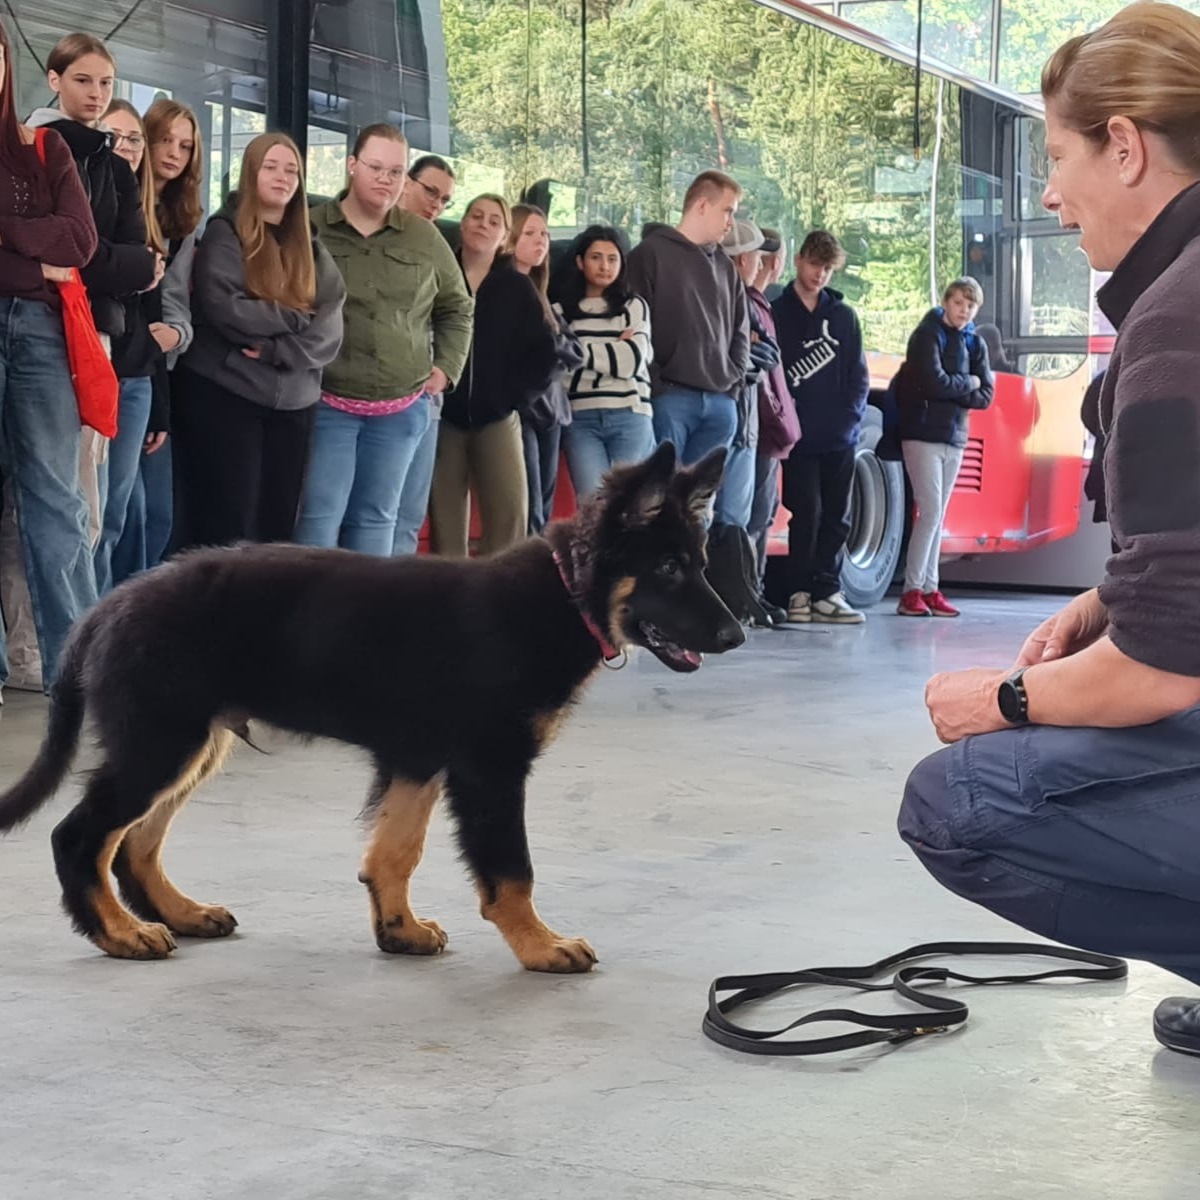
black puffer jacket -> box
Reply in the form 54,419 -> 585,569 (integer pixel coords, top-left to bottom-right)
896,307 -> 994,448
26,109 -> 157,339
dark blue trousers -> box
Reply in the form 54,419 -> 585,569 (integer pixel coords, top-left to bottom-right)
899,706 -> 1200,985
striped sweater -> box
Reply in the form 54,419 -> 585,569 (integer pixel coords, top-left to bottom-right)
562,295 -> 653,416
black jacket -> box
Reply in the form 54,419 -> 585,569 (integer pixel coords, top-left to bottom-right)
26,110 -> 157,339
896,307 -> 994,448
771,285 -> 869,454
442,258 -> 559,430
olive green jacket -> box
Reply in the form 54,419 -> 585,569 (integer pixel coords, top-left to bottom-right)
313,196 -> 473,400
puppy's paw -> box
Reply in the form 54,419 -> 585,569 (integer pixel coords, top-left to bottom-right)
95,920 -> 177,960
169,903 -> 238,938
376,915 -> 448,956
515,932 -> 598,974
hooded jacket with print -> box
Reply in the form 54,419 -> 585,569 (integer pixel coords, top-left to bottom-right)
771,283 -> 868,454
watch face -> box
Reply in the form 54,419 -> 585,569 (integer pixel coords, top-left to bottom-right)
998,681 -> 1022,723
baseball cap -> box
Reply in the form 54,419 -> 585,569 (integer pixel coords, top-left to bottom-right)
759,230 -> 782,254
722,219 -> 765,257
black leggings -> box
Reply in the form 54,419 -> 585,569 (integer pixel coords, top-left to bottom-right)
172,366 -> 315,549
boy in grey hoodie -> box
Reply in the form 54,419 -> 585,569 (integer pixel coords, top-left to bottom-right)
625,170 -> 750,466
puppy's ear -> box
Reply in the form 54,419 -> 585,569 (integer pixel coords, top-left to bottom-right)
618,441 -> 676,526
676,446 -> 727,520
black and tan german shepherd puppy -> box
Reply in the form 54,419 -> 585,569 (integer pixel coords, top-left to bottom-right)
0,443 -> 743,973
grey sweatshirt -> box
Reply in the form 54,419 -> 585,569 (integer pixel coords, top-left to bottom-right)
160,230 -> 196,369
1095,182 -> 1200,676
625,224 -> 749,397
182,209 -> 346,410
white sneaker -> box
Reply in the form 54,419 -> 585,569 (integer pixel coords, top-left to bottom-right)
5,672 -> 43,693
786,591 -> 812,623
811,592 -> 866,624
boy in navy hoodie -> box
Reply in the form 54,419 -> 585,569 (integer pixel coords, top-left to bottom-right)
771,231 -> 870,623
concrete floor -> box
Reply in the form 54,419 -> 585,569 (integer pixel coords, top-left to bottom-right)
1,593 -> 1198,1199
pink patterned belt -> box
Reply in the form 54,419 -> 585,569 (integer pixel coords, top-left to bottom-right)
320,389 -> 424,416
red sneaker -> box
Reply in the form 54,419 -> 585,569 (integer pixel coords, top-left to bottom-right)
897,589 -> 931,617
924,590 -> 961,618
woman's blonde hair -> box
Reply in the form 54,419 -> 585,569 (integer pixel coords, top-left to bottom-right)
236,133 -> 315,313
1042,1 -> 1200,173
103,98 -> 164,256
503,203 -> 555,327
144,97 -> 204,240
462,192 -> 511,241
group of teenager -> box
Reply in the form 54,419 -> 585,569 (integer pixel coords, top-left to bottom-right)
0,22 -> 998,704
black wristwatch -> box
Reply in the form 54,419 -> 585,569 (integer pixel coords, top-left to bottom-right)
997,668 -> 1030,725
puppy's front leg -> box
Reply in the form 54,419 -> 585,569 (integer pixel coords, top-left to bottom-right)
445,761 -> 597,973
359,773 -> 447,955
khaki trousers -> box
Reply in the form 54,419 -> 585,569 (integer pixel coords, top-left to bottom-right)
428,412 -> 529,557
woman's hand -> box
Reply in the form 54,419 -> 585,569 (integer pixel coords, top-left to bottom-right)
40,263 -> 75,283
140,252 -> 166,293
1013,588 -> 1108,668
144,432 -> 168,455
149,322 -> 182,353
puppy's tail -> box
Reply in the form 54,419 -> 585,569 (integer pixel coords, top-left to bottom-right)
0,626 -> 89,832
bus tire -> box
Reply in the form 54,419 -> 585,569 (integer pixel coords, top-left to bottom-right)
839,407 -> 905,609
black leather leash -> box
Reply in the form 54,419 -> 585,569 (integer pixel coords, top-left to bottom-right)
703,940 -> 1128,1057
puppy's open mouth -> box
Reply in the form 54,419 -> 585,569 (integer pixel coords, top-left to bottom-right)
638,621 -> 703,673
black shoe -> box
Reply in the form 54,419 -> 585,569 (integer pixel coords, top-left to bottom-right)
1153,997 -> 1200,1055
763,601 -> 788,627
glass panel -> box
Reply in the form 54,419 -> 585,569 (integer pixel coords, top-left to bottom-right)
1025,235 -> 1091,337
7,1 -> 268,221
307,124 -> 348,202
208,104 -> 266,215
306,0 -> 442,186
839,0 -> 993,80
1015,116 -> 1053,222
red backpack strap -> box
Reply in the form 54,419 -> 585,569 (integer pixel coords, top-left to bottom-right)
33,126 -> 47,165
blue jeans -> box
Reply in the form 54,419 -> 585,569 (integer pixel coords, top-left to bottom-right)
393,408 -> 439,556
521,419 -> 562,534
562,407 -> 656,500
899,706 -> 1200,985
748,452 -> 779,581
112,434 -> 173,583
651,388 -> 737,466
713,442 -> 756,528
296,397 -> 433,556
95,375 -> 152,595
0,298 -> 97,687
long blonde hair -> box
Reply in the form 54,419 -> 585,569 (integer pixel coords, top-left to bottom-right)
236,133 -> 315,312
144,97 -> 203,240
503,203 -> 555,327
1042,1 -> 1200,173
103,98 -> 165,255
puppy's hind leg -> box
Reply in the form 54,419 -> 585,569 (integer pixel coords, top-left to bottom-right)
113,727 -> 239,938
49,725 -> 222,960
358,771 -> 446,955
445,759 -> 597,973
